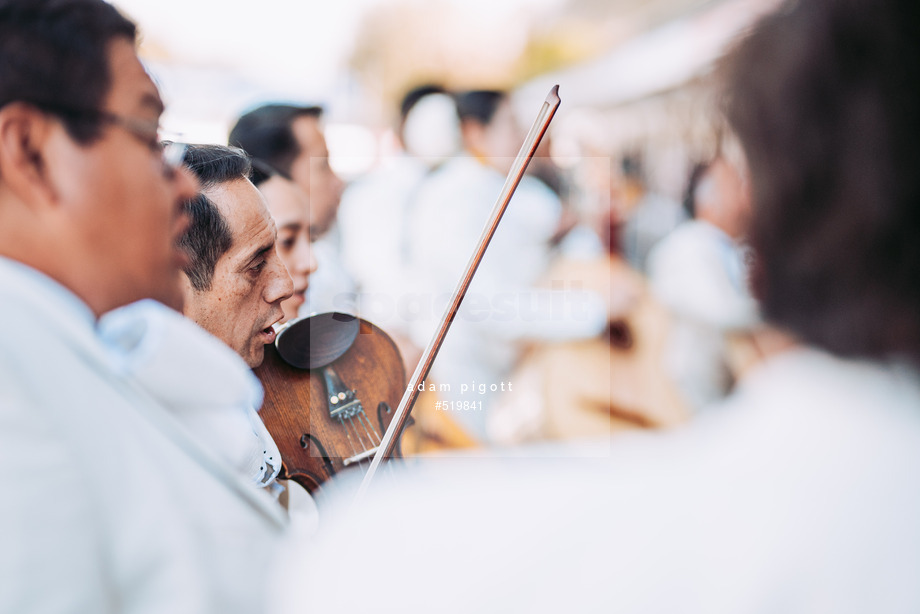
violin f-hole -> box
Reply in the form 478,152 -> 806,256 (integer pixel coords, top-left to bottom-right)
299,433 -> 335,478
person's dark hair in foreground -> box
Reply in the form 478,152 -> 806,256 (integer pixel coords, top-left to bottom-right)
723,0 -> 920,365
682,160 -> 710,219
0,0 -> 136,144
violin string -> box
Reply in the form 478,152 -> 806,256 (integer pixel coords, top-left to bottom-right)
357,411 -> 380,447
363,411 -> 383,446
349,415 -> 375,458
351,414 -> 374,473
338,416 -> 360,458
366,412 -> 395,483
351,411 -> 369,449
348,415 -> 370,452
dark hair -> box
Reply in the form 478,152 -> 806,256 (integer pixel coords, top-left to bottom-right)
682,160 -> 712,219
0,0 -> 137,144
249,158 -> 279,188
723,0 -> 920,363
399,84 -> 447,121
228,104 -> 323,179
454,90 -> 505,126
397,84 -> 447,137
178,144 -> 252,291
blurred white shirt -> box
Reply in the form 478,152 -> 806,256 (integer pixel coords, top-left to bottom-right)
621,191 -> 687,273
0,257 -> 290,614
274,346 -> 920,613
337,154 -> 428,329
404,156 -> 606,436
99,299 -> 281,487
648,219 -> 760,410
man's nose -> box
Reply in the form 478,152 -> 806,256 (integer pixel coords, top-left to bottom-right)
266,255 -> 294,304
293,236 -> 318,277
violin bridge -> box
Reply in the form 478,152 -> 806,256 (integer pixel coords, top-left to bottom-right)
343,446 -> 379,467
329,398 -> 362,420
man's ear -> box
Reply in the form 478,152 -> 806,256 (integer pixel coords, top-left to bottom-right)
0,102 -> 59,208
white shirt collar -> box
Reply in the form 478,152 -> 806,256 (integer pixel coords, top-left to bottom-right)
0,255 -> 96,330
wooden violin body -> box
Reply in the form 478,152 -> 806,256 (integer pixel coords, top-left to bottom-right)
253,317 -> 407,494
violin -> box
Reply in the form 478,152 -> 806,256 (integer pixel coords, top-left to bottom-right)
252,313 -> 406,494
253,86 -> 562,496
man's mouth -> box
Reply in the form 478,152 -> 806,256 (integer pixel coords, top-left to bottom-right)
260,311 -> 285,344
260,326 -> 277,344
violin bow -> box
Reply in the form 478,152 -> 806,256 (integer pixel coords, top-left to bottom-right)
356,85 -> 561,499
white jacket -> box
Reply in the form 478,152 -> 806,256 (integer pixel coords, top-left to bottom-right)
0,257 -> 287,614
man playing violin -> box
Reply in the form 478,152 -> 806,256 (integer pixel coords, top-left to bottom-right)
175,144 -> 300,478
176,144 -> 321,525
178,144 -> 301,369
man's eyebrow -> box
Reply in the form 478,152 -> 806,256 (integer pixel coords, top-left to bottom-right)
242,242 -> 275,269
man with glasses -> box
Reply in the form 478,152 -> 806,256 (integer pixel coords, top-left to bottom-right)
0,1 -> 290,612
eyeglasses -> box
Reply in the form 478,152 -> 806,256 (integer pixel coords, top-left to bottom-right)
30,102 -> 187,176
95,111 -> 188,176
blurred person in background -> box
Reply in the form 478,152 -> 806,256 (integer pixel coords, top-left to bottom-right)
278,0 -> 920,611
647,153 -> 760,411
336,84 -> 481,454
524,134 -> 593,256
337,84 -> 460,371
230,103 -> 353,316
612,152 -> 686,273
405,89 -> 608,440
487,251 -> 690,444
488,154 -> 689,444
0,2 -> 289,612
250,160 -> 318,323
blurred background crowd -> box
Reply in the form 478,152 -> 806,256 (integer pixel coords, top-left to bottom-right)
4,0 -> 920,610
114,0 -> 778,450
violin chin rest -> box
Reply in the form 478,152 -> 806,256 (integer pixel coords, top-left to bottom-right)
274,312 -> 360,370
